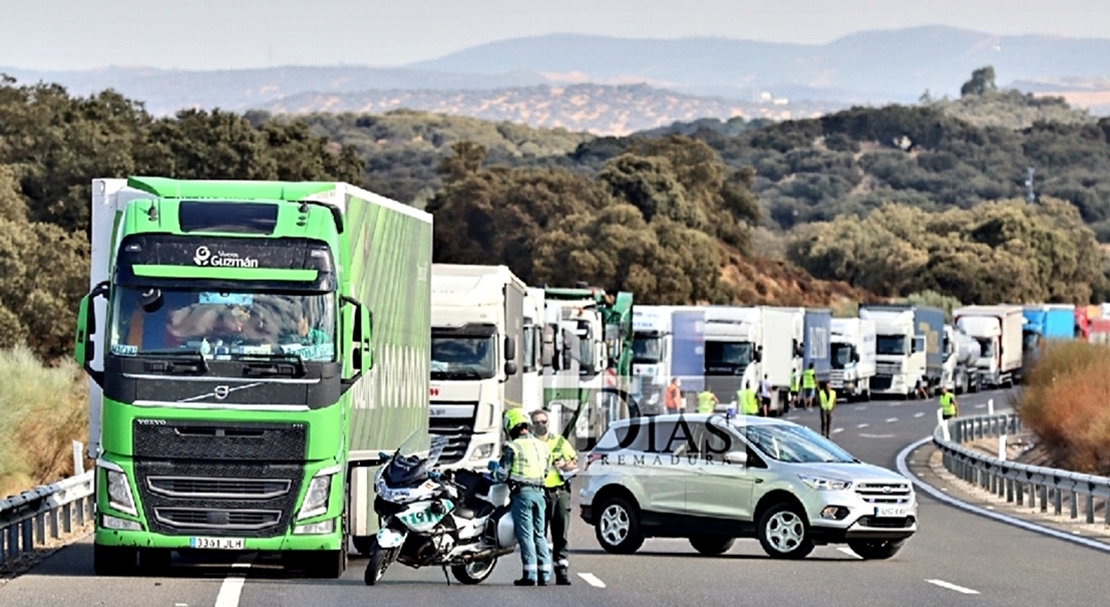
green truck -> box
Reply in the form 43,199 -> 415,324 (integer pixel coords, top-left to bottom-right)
541,287 -> 634,449
74,177 -> 432,577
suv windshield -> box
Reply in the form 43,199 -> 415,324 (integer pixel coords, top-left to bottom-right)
109,286 -> 336,361
736,423 -> 856,464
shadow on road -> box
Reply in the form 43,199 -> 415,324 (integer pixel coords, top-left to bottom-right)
568,547 -> 845,562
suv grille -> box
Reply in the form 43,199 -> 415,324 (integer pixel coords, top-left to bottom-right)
855,482 -> 912,504
857,515 -> 916,528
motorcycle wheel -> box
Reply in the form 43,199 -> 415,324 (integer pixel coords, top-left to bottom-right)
450,557 -> 497,585
363,540 -> 394,586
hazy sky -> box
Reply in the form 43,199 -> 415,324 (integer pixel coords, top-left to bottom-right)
5,0 -> 1110,71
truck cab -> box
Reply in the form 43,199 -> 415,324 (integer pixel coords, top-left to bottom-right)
428,265 -> 528,469
954,305 -> 1024,388
830,318 -> 875,402
631,306 -> 676,416
859,309 -> 921,397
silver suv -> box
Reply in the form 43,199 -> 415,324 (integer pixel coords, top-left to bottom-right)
578,413 -> 917,560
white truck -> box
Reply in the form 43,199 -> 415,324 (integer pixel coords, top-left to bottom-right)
941,324 -> 982,394
859,305 -> 944,397
522,287 -> 546,412
703,306 -> 802,415
953,305 -> 1024,389
829,318 -> 876,402
429,264 -> 530,469
630,305 -> 679,415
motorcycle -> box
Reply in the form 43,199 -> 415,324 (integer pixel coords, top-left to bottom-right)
363,431 -> 518,585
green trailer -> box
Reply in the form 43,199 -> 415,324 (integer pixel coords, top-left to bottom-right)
74,177 -> 431,577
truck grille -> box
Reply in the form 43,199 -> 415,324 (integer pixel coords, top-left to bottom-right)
872,376 -> 893,391
147,477 -> 292,500
428,400 -> 479,464
876,363 -> 901,375
855,482 -> 912,504
153,507 -> 282,531
132,420 -> 307,461
135,461 -> 303,538
829,370 -> 844,387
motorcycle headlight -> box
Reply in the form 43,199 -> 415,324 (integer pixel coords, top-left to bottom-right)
798,475 -> 852,491
297,466 -> 339,521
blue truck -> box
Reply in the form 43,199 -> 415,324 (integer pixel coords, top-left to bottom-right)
1022,304 -> 1075,368
803,309 -> 832,385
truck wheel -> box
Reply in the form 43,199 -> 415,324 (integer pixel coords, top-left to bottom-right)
757,502 -> 813,559
847,539 -> 904,560
595,496 -> 644,554
93,543 -> 138,576
689,535 -> 735,555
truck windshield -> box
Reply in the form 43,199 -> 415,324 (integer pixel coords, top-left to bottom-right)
876,335 -> 908,356
831,343 -> 854,369
108,286 -> 336,361
633,335 -> 663,364
431,333 -> 496,380
976,338 -> 996,358
705,341 -> 753,372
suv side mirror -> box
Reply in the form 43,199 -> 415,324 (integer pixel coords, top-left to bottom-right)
74,281 -> 109,388
724,451 -> 747,465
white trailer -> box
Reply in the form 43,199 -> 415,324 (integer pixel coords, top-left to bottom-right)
830,318 -> 876,401
953,305 -> 1024,388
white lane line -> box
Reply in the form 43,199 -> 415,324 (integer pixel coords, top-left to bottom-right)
856,423 -> 869,428
214,558 -> 253,607
925,579 -> 980,594
886,417 -> 898,423
975,403 -> 986,409
578,572 -> 606,588
860,433 -> 896,438
837,547 -> 862,559
832,428 -> 844,434
857,406 -> 868,411
914,412 -> 925,418
896,437 -> 1110,554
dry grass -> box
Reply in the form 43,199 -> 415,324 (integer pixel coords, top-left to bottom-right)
1014,340 -> 1110,475
0,345 -> 88,498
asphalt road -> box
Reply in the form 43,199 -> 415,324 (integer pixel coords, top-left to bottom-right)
4,388 -> 1110,607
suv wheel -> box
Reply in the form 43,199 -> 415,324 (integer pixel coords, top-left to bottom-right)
595,496 -> 644,554
689,536 -> 735,555
847,539 -> 904,560
757,502 -> 813,559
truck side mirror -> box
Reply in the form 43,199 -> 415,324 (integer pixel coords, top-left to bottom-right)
341,295 -> 371,392
74,281 -> 109,388
793,340 -> 803,358
913,336 -> 925,353
504,361 -> 518,376
755,346 -> 763,363
504,335 -> 516,362
541,324 -> 556,368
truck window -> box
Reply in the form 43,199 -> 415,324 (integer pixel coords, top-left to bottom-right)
876,335 -> 908,356
633,335 -> 664,364
831,343 -> 854,369
431,328 -> 498,380
705,341 -> 753,372
522,324 -> 537,373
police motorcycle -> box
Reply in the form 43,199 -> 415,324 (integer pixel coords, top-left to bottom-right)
363,430 -> 518,586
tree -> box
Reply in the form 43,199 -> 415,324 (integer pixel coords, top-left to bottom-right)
960,66 -> 997,97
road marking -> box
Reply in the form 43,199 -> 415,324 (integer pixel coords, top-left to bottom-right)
975,404 -> 986,409
925,579 -> 980,594
856,423 -> 869,428
857,406 -> 868,411
214,558 -> 253,607
886,417 -> 898,423
860,433 -> 896,438
897,437 -> 1110,554
832,428 -> 844,434
914,412 -> 925,418
837,547 -> 862,559
578,572 -> 606,588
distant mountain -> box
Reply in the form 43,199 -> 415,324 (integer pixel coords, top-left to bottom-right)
258,83 -> 842,135
3,25 -> 1109,123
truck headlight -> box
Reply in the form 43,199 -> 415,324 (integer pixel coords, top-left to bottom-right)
469,443 -> 495,461
799,475 -> 852,491
293,519 -> 336,535
98,460 -> 137,516
297,466 -> 340,521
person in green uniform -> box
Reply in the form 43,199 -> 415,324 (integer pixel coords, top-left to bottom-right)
818,381 -> 836,438
531,409 -> 577,586
938,387 -> 958,420
788,369 -> 799,412
697,389 -> 719,414
492,409 -> 552,586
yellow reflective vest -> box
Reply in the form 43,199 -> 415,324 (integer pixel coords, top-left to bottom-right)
542,434 -> 576,488
939,393 -> 956,416
737,388 -> 759,415
819,388 -> 836,411
697,391 -> 716,414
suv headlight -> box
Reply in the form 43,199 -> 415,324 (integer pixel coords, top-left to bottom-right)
798,475 -> 852,491
98,460 -> 136,516
297,465 -> 340,521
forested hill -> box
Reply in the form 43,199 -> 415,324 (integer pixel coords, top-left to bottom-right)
1,74 -> 1109,365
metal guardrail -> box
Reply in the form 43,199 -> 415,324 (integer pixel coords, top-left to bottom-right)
0,471 -> 94,567
934,413 -> 1110,525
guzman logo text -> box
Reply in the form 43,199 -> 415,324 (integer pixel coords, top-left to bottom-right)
194,245 -> 259,268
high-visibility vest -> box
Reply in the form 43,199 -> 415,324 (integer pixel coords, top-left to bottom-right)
790,371 -> 799,391
508,436 -> 549,484
819,388 -> 836,411
697,391 -> 716,414
737,389 -> 759,415
939,393 -> 956,416
542,434 -> 576,488
803,368 -> 817,389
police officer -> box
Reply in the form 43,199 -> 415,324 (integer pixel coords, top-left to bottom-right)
492,409 -> 552,586
697,389 -> 719,414
939,387 -> 958,420
531,409 -> 576,585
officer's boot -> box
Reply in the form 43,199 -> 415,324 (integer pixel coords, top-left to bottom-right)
514,576 -> 536,586
555,567 -> 571,586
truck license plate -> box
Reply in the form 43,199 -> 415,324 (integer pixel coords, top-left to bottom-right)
190,537 -> 245,550
874,506 -> 909,518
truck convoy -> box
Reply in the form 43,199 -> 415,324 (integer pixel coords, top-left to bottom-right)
953,305 -> 1024,388
542,287 -> 633,449
829,318 -> 875,402
858,305 -> 944,397
703,306 -> 802,415
428,264 -> 537,470
74,177 -> 432,578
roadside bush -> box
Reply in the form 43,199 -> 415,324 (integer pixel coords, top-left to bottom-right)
1014,340 -> 1110,475
0,345 -> 88,497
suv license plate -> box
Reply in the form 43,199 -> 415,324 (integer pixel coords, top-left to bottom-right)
874,506 -> 909,518
190,537 -> 245,550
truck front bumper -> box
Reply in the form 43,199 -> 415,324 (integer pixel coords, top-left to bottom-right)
95,522 -> 342,551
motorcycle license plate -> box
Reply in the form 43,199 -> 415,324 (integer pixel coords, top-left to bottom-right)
189,537 -> 244,550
